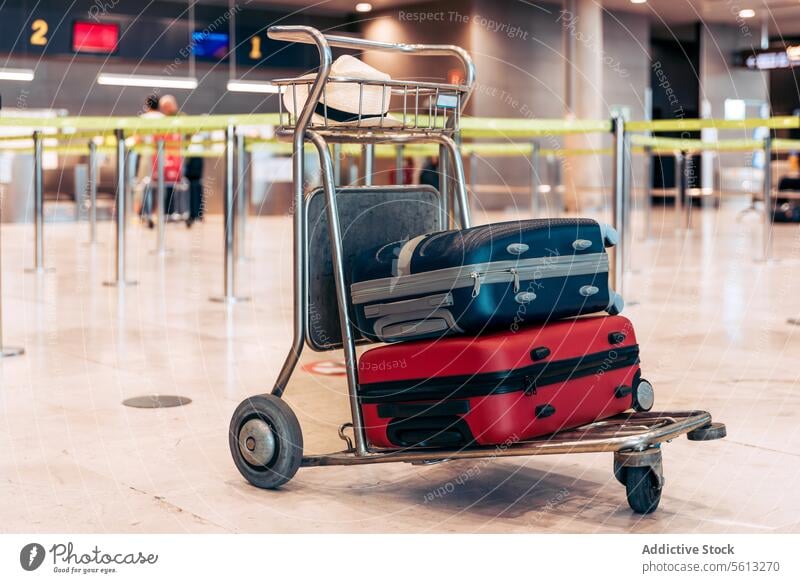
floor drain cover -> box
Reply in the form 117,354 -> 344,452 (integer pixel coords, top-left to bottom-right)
122,395 -> 192,408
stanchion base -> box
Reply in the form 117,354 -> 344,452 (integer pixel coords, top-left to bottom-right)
149,248 -> 173,256
24,267 -> 55,274
787,317 -> 800,327
103,280 -> 139,287
0,346 -> 25,358
209,295 -> 250,304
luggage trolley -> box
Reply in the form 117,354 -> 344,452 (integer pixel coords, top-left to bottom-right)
229,26 -> 726,514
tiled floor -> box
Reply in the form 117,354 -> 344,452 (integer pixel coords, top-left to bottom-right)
1,201 -> 799,533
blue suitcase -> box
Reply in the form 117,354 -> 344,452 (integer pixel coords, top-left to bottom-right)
350,218 -> 623,342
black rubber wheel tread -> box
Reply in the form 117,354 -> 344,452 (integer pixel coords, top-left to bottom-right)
625,466 -> 662,514
687,422 -> 727,441
229,394 -> 303,489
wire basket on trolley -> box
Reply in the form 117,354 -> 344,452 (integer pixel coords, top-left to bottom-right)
274,76 -> 468,135
266,26 -> 475,137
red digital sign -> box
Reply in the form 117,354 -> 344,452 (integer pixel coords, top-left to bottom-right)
72,21 -> 119,54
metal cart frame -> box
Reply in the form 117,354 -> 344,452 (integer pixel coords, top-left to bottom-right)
229,25 -> 725,514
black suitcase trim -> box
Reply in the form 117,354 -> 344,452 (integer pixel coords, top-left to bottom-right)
359,345 -> 639,403
377,401 -> 470,419
386,416 -> 476,448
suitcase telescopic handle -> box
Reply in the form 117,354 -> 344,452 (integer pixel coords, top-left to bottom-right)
267,25 -> 476,132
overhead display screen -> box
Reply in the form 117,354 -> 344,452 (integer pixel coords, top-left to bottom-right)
72,21 -> 119,54
192,31 -> 229,60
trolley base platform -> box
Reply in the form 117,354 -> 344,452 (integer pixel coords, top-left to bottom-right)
300,410 -> 721,467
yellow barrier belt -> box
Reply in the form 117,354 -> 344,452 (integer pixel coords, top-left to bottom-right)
626,116 -> 800,132
1,114 -> 611,137
0,113 -> 283,133
2,113 -> 799,137
632,135 -> 762,152
772,139 -> 800,151
460,117 -> 611,137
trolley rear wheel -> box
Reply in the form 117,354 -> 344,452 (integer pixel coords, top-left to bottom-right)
625,466 -> 662,514
229,394 -> 303,489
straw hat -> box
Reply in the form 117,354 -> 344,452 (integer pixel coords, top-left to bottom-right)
283,55 -> 401,127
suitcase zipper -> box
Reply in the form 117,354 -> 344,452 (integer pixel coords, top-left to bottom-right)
470,272 -> 482,297
352,253 -> 608,304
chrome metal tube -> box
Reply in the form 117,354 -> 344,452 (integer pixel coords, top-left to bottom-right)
156,139 -> 166,253
103,129 -> 135,286
674,150 -> 684,232
685,154 -> 693,230
332,143 -> 342,185
270,35 -> 331,397
469,151 -> 477,204
236,130 -> 247,262
307,130 -> 368,456
439,144 -> 449,227
439,134 -> 471,228
33,131 -> 44,271
763,134 -> 773,261
88,141 -> 98,244
610,116 -> 625,294
362,143 -> 374,186
115,129 -> 127,284
622,131 -> 633,273
642,145 -> 652,241
210,124 -> 241,302
225,125 -> 235,296
530,141 -> 540,218
395,144 -> 404,185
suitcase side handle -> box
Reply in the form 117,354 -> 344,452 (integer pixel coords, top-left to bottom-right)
535,404 -> 556,419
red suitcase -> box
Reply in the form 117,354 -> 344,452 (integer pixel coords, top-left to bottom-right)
358,315 -> 652,448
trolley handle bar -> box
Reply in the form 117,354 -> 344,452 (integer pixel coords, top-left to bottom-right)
268,25 -> 475,95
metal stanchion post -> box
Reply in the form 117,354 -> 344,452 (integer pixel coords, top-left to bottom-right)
469,151 -> 477,200
211,124 -> 249,303
0,201 -> 24,358
529,142 -> 540,217
26,131 -> 52,274
152,139 -> 169,255
642,145 -> 653,241
610,116 -> 625,296
439,144 -> 450,228
348,154 -> 358,185
236,131 -> 248,262
674,150 -> 684,232
362,144 -> 374,186
88,141 -> 98,245
103,129 -> 137,287
395,144 -> 404,185
332,143 -> 342,186
684,154 -> 693,230
125,147 -> 136,222
549,154 -> 564,212
622,131 -> 633,274
763,133 -> 774,262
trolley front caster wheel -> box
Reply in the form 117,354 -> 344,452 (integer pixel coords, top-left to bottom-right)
229,394 -> 303,489
625,466 -> 662,514
632,379 -> 655,412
